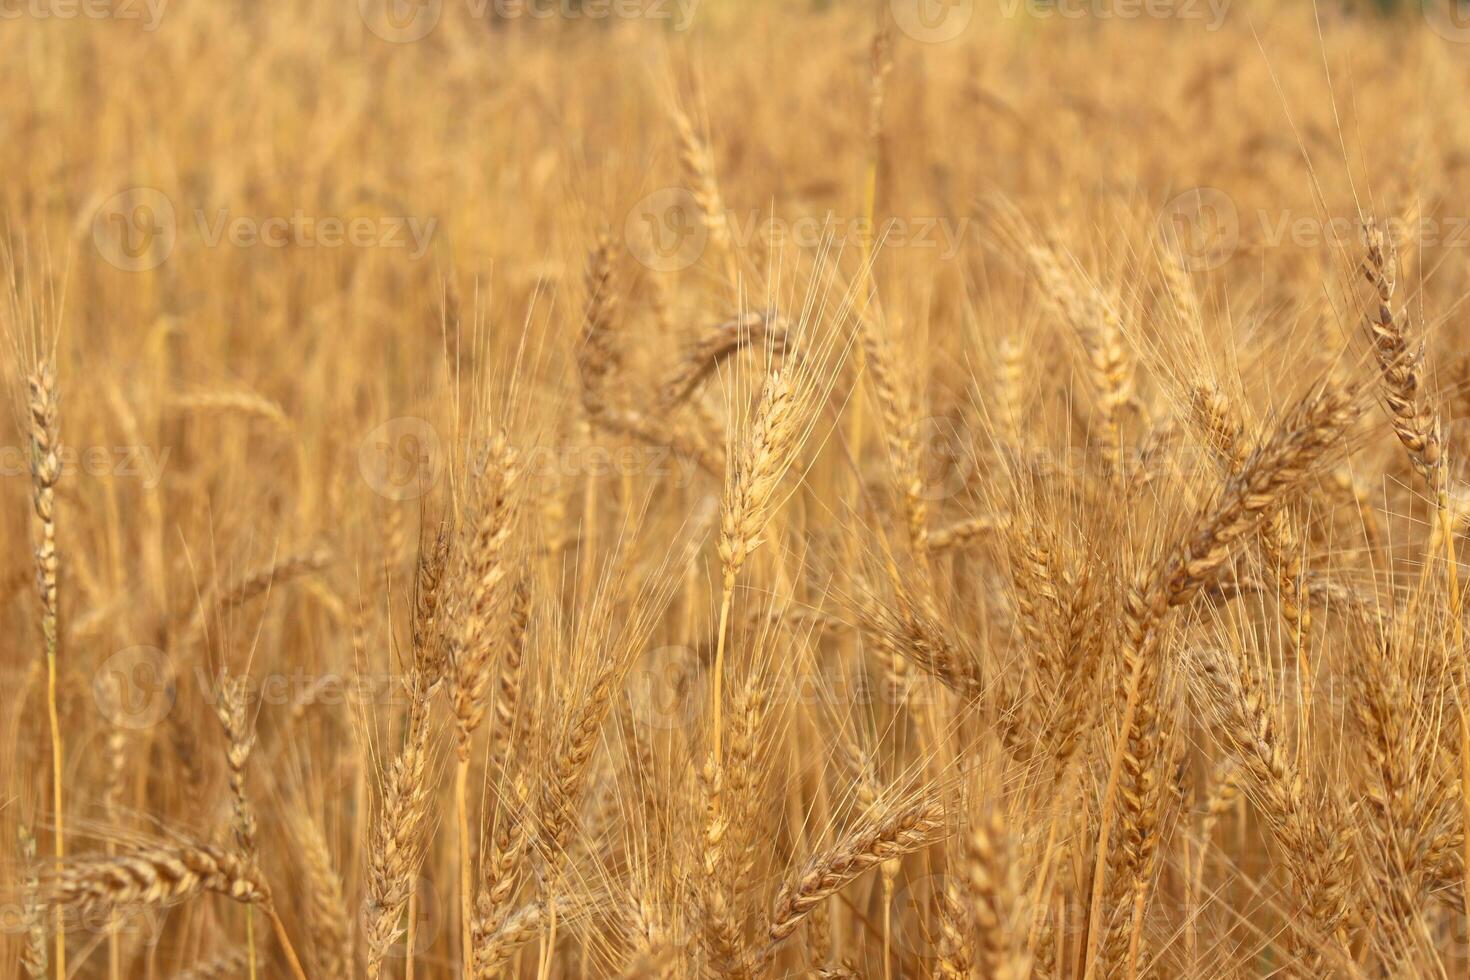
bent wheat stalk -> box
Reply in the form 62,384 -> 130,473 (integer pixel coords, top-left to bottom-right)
51,840 -> 309,980
1360,225 -> 1470,920
768,795 -> 944,949
1086,382 -> 1360,980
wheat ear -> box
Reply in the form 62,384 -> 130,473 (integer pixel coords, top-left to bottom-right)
290,811 -> 352,979
1189,644 -> 1355,972
27,361 -> 64,979
1192,384 -> 1314,723
967,808 -> 1031,980
51,841 -> 267,910
1361,224 -> 1470,917
364,537 -> 446,980
487,576 -> 530,782
768,796 -> 944,948
19,824 -> 47,980
672,103 -> 733,280
211,673 -> 259,977
658,311 -> 788,409
471,780 -> 532,974
713,367 -> 801,757
450,429 -> 522,978
863,320 -> 929,554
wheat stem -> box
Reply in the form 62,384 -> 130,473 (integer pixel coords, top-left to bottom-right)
457,757 -> 473,978
263,904 -> 310,980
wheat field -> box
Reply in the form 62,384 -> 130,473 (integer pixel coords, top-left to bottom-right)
5,0 -> 1470,977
